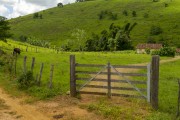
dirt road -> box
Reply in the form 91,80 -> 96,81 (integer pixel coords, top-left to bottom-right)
0,88 -> 102,120
0,88 -> 50,120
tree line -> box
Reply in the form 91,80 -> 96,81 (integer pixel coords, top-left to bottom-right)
62,23 -> 137,51
0,17 -> 12,42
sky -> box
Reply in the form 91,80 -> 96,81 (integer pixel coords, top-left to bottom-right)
0,0 -> 76,19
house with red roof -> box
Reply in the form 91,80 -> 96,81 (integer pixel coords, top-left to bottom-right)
136,43 -> 162,54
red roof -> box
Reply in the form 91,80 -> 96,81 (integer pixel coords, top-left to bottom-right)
136,43 -> 162,49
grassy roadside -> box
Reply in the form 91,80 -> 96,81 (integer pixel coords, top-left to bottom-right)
1,40 -> 180,119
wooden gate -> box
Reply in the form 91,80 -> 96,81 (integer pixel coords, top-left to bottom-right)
70,55 -> 159,109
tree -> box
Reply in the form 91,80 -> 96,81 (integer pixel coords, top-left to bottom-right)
150,25 -> 163,35
85,33 -> 99,51
85,23 -> 137,51
122,10 -> 128,16
57,3 -> 63,7
76,0 -> 84,2
110,23 -> 137,50
71,29 -> 87,51
0,19 -> 12,42
33,13 -> 39,19
0,16 -> 7,21
132,11 -> 137,17
39,14 -> 43,19
98,30 -> 109,51
147,36 -> 156,43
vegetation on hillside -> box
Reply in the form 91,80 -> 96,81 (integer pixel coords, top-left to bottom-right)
9,0 -> 180,48
0,19 -> 12,42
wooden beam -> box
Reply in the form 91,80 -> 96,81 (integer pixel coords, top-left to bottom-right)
76,63 -> 105,67
76,71 -> 147,76
113,65 -> 147,69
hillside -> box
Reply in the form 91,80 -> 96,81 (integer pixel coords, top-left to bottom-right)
9,0 -> 180,48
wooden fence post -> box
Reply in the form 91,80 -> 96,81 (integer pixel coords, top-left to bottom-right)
36,74 -> 39,84
49,64 -> 54,89
31,57 -> 35,72
107,62 -> 111,98
151,55 -> 159,110
38,63 -> 44,86
24,56 -> 27,73
70,55 -> 76,97
177,79 -> 180,117
14,54 -> 17,75
26,46 -> 28,52
9,57 -> 14,75
147,63 -> 151,102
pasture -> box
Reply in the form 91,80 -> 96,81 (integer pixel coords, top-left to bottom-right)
0,40 -> 180,119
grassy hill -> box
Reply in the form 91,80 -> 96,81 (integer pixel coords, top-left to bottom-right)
9,0 -> 180,48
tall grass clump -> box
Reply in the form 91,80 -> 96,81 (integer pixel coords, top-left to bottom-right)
17,71 -> 35,89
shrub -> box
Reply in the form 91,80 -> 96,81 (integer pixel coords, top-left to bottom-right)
152,0 -> 159,2
144,13 -> 149,18
109,13 -> 117,20
150,25 -> 163,35
151,50 -> 160,56
33,13 -> 39,19
164,3 -> 168,7
0,54 -> 14,73
145,48 -> 151,54
17,71 -> 35,89
132,11 -> 137,17
33,13 -> 43,19
98,11 -> 105,20
27,37 -> 50,48
159,47 -> 175,57
151,47 -> 175,57
0,49 -> 5,55
147,36 -> 156,43
0,60 -> 4,66
122,10 -> 128,16
98,10 -> 118,20
19,35 -> 28,42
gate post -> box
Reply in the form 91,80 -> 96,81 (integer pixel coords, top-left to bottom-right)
147,63 -> 151,102
70,55 -> 77,97
151,55 -> 159,110
107,62 -> 111,98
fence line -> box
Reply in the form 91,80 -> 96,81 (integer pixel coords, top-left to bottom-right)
10,55 -> 56,89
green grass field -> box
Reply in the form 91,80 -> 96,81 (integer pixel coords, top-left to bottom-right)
9,0 -> 180,47
0,40 -> 153,98
0,40 -> 180,119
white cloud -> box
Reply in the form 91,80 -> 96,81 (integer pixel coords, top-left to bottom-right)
0,0 -> 76,19
0,4 -> 10,17
8,0 -> 46,18
25,0 -> 59,7
0,0 -> 17,5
